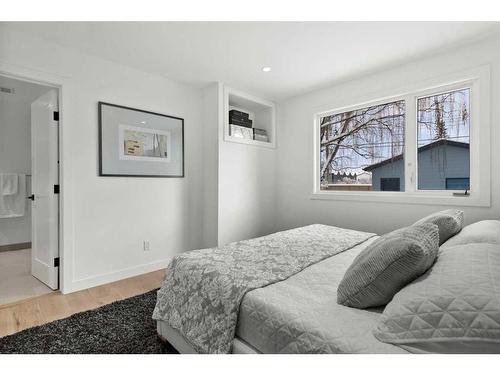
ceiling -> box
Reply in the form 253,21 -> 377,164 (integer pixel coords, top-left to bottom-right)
5,22 -> 500,100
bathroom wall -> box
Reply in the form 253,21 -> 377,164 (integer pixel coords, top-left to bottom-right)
0,75 -> 51,247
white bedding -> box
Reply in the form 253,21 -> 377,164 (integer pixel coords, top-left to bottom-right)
153,224 -> 375,353
237,237 -> 406,353
374,221 -> 500,354
158,236 -> 406,354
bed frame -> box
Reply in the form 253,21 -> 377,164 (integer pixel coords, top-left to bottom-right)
156,321 -> 260,354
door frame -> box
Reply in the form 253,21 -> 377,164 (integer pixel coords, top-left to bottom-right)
0,61 -> 74,294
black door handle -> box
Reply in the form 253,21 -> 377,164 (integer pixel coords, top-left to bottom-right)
27,194 -> 35,201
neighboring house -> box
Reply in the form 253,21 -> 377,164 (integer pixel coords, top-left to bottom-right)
356,171 -> 372,185
327,171 -> 358,184
327,171 -> 373,185
363,139 -> 470,191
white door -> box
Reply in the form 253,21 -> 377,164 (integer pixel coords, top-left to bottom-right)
31,89 -> 59,290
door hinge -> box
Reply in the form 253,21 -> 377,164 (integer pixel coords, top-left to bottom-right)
54,257 -> 60,267
54,184 -> 60,194
53,111 -> 59,121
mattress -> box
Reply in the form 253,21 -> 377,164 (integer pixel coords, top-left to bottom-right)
157,236 -> 407,354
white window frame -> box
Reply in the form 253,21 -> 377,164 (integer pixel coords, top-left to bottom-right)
312,65 -> 491,207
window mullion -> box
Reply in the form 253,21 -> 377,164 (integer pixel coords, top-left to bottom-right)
404,95 -> 417,194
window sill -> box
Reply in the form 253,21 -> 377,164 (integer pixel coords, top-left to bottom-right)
310,191 -> 490,207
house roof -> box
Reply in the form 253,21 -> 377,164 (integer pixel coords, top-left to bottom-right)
362,139 -> 469,172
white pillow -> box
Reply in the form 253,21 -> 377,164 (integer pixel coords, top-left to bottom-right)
374,243 -> 500,353
441,220 -> 500,249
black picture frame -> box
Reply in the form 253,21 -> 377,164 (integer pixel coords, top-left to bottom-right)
98,101 -> 184,178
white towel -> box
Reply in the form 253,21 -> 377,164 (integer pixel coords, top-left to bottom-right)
0,174 -> 25,218
0,173 -> 18,195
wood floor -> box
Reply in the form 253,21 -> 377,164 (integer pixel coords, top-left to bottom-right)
0,269 -> 165,338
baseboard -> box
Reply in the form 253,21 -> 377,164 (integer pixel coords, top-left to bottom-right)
0,242 -> 31,253
65,258 -> 171,294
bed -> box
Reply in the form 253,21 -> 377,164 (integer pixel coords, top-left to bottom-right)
154,218 -> 500,354
154,225 -> 407,354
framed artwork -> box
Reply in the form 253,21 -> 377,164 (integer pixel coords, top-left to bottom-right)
98,102 -> 184,177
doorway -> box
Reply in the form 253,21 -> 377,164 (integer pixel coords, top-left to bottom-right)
0,74 -> 60,305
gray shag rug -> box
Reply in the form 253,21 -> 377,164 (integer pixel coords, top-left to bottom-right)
0,289 -> 179,354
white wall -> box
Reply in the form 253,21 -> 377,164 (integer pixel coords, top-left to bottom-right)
218,138 -> 277,245
201,83 -> 277,246
0,26 -> 205,292
276,35 -> 500,235
0,76 -> 51,246
201,83 -> 220,248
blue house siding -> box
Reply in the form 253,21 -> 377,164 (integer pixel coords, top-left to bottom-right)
417,144 -> 470,190
370,160 -> 405,191
364,140 -> 469,192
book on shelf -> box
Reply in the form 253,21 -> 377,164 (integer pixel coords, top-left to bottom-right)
230,118 -> 253,128
229,109 -> 253,128
254,134 -> 269,142
229,109 -> 250,119
253,128 -> 267,136
253,128 -> 268,142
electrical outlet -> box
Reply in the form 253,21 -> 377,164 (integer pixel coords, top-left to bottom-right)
143,240 -> 150,251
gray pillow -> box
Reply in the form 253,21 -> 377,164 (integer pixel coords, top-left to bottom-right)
413,209 -> 463,245
374,243 -> 500,353
337,223 -> 439,309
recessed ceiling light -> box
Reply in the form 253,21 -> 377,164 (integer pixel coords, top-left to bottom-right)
262,66 -> 272,73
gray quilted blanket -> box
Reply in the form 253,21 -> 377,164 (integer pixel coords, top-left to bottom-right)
152,224 -> 375,353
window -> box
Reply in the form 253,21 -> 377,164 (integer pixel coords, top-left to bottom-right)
319,100 -> 405,192
380,178 -> 401,192
313,66 -> 490,207
417,89 -> 470,190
